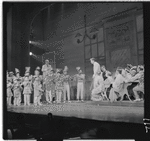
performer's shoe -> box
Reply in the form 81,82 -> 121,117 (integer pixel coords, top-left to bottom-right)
68,101 -> 71,103
38,103 -> 42,106
63,101 -> 66,103
81,100 -> 84,102
134,99 -> 141,102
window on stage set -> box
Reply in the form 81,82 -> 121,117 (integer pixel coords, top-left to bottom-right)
98,27 -> 104,42
92,44 -> 97,57
136,13 -> 143,65
98,42 -> 104,57
85,45 -> 91,59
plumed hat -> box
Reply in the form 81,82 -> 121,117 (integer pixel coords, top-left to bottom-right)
36,66 -> 40,71
63,66 -> 68,72
9,71 -> 14,75
15,68 -> 20,74
76,67 -> 81,71
25,67 -> 30,76
56,68 -> 62,73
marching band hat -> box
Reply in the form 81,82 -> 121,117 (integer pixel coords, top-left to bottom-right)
36,66 -> 40,71
25,67 -> 30,76
9,71 -> 14,75
15,68 -> 20,74
63,66 -> 68,72
25,67 -> 30,73
56,68 -> 62,74
76,67 -> 81,71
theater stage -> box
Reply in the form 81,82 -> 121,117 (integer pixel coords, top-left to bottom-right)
7,100 -> 144,124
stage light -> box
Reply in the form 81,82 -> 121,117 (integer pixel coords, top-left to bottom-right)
29,41 -> 32,44
29,52 -> 32,56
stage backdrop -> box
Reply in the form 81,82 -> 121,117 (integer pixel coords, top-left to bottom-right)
104,14 -> 138,71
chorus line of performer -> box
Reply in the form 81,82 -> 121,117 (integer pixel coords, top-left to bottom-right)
7,60 -> 85,106
7,58 -> 144,106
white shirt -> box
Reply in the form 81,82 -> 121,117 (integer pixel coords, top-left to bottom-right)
113,73 -> 125,90
42,64 -> 52,72
93,62 -> 101,77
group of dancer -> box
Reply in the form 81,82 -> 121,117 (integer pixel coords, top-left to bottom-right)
7,58 -> 144,106
90,58 -> 144,102
7,59 -> 85,106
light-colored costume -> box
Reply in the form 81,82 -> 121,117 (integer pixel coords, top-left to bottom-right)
33,76 -> 43,105
44,71 -> 56,103
7,78 -> 13,105
22,67 -> 32,106
132,70 -> 144,101
14,68 -> 23,105
62,66 -> 71,102
109,73 -> 125,102
42,61 -> 52,79
12,78 -> 22,106
33,67 -> 43,105
93,62 -> 101,89
91,73 -> 104,101
55,71 -> 64,103
75,67 -> 85,101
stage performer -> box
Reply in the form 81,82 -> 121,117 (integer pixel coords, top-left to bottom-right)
42,59 -> 52,79
12,78 -> 22,106
14,68 -> 23,105
44,69 -> 56,103
33,77 -> 44,106
91,71 -> 104,101
9,71 -> 15,83
62,66 -> 71,103
7,77 -> 13,106
55,69 -> 64,103
33,67 -> 43,105
109,68 -> 125,102
130,65 -> 144,101
101,66 -> 114,98
21,67 -> 33,106
90,58 -> 101,89
75,67 -> 85,102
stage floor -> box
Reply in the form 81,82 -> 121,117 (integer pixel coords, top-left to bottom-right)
7,100 -> 144,124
